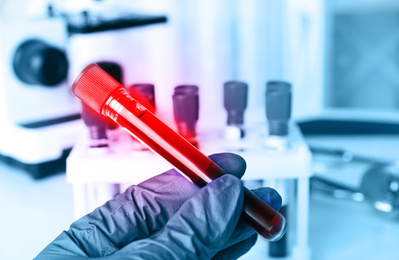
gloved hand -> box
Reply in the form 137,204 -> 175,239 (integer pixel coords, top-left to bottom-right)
35,153 -> 282,260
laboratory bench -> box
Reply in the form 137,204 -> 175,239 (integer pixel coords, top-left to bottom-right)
242,194 -> 399,260
1,135 -> 399,259
306,134 -> 399,259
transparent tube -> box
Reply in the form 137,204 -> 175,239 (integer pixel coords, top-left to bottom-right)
102,88 -> 286,240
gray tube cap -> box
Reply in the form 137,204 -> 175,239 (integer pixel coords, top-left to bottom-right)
266,81 -> 292,136
224,81 -> 248,125
172,85 -> 199,137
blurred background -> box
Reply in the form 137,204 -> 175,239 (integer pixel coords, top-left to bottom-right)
1,0 -> 399,259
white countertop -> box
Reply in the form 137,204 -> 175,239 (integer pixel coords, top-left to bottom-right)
1,134 -> 399,259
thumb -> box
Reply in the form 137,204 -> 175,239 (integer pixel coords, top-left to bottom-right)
113,174 -> 244,260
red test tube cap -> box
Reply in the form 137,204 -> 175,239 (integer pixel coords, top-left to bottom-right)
72,64 -> 122,114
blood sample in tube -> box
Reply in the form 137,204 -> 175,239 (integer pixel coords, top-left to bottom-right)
72,64 -> 287,241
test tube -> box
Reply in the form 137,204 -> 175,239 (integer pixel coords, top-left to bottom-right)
223,80 -> 248,140
266,81 -> 292,135
172,85 -> 199,147
81,103 -> 108,148
72,64 -> 287,241
265,80 -> 293,257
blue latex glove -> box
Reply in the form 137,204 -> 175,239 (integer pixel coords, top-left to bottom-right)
35,153 -> 282,259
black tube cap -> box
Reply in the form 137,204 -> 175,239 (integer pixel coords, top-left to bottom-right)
172,85 -> 199,137
266,81 -> 292,136
97,61 -> 123,84
224,81 -> 248,125
128,83 -> 156,113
